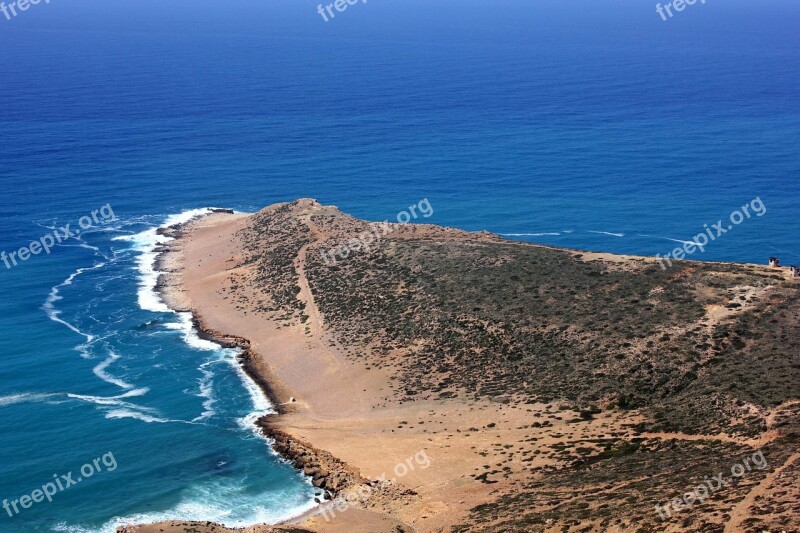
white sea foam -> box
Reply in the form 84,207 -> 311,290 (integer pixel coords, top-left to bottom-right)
43,263 -> 106,344
161,304 -> 261,424
637,233 -> 698,247
663,237 -> 700,246
92,351 -> 135,390
115,228 -> 170,313
113,208 -> 213,313
95,484 -> 318,533
164,312 -> 223,351
67,388 -> 154,411
230,354 -> 274,417
65,388 -> 188,426
104,409 -> 171,424
55,478 -> 317,532
0,392 -> 60,407
1,390 -> 154,412
500,232 -> 561,237
47,264 -> 154,413
193,361 -> 217,422
26,240 -> 154,418
121,208 -> 276,427
588,230 -> 625,237
59,241 -> 105,257
75,392 -> 202,425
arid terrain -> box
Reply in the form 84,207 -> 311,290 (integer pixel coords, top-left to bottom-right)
120,199 -> 799,533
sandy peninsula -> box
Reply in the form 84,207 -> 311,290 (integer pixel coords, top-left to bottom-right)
119,200 -> 800,533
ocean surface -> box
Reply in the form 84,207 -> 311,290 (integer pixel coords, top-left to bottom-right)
1,0 -> 798,530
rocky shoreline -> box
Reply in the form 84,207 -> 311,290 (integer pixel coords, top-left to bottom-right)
258,421 -> 366,496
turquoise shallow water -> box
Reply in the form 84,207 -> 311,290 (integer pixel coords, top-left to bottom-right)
0,0 -> 798,530
0,209 -> 319,531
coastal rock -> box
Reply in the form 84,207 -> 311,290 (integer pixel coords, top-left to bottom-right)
258,419 -> 365,497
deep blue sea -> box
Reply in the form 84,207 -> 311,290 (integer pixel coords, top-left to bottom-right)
0,0 -> 798,530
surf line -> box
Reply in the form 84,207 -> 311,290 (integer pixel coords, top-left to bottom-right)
138,209 -> 277,427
